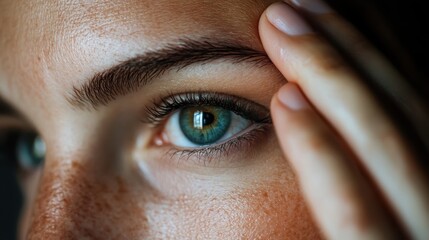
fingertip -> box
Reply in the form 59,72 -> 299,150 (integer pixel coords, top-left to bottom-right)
270,90 -> 292,153
270,84 -> 308,148
264,2 -> 313,36
271,83 -> 319,160
258,3 -> 307,87
271,83 -> 310,113
277,83 -> 310,111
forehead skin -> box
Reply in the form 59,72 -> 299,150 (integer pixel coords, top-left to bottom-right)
0,0 -> 320,239
0,0 -> 282,155
0,0 -> 271,114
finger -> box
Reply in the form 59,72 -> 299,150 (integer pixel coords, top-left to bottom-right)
259,3 -> 429,239
271,83 -> 399,240
289,0 -> 429,162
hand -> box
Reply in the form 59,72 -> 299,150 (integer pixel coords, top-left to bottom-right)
259,1 -> 429,239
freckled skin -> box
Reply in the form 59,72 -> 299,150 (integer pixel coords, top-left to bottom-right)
0,0 -> 322,239
27,160 -> 148,239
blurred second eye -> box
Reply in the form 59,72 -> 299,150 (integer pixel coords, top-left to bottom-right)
0,131 -> 45,171
163,106 -> 252,148
16,132 -> 45,170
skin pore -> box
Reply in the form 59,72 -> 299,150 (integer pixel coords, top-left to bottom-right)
0,0 -> 322,239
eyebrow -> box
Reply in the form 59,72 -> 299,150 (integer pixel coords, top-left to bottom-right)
68,38 -> 271,110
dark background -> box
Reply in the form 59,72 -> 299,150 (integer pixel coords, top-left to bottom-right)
1,0 -> 428,239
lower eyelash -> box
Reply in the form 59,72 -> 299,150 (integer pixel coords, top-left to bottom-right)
164,123 -> 271,167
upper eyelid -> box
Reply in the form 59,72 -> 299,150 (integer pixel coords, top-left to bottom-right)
0,98 -> 35,130
0,116 -> 33,131
142,91 -> 271,126
0,96 -> 23,115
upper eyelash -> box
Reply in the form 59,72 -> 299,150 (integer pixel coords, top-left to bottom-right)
144,91 -> 272,126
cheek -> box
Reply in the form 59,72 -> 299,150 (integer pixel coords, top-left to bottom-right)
141,132 -> 321,238
146,174 -> 321,239
240,182 -> 321,239
20,135 -> 320,239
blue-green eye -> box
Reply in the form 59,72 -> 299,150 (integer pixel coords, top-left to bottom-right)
179,106 -> 232,145
16,132 -> 45,170
0,131 -> 45,170
164,106 -> 252,147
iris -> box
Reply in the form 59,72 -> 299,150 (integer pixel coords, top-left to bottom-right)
17,132 -> 45,169
179,106 -> 232,145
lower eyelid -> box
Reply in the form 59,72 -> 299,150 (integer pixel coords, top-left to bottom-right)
154,123 -> 272,168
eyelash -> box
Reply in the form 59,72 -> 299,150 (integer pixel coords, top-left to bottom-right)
165,125 -> 270,164
144,92 -> 272,162
145,92 -> 271,126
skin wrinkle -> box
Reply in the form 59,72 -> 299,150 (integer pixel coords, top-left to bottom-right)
0,0 -> 322,239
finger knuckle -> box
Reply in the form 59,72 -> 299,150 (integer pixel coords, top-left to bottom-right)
341,207 -> 373,235
304,129 -> 331,152
288,112 -> 333,152
336,193 -> 373,234
302,39 -> 349,74
364,125 -> 417,179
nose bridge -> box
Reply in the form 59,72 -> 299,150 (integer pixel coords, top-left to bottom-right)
25,154 -> 147,239
26,156 -> 105,239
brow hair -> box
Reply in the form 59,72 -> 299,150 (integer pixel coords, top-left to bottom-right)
68,38 -> 271,110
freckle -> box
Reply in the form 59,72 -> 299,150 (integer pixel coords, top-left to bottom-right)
116,176 -> 128,194
99,182 -> 107,192
262,191 -> 268,198
71,161 -> 83,170
103,201 -> 112,211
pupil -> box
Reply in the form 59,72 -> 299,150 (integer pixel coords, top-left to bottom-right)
202,112 -> 215,126
180,106 -> 232,145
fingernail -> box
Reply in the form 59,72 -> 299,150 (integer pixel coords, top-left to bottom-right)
277,84 -> 310,111
291,0 -> 333,14
266,2 -> 313,36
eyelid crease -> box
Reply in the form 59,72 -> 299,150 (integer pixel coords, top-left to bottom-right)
143,91 -> 272,127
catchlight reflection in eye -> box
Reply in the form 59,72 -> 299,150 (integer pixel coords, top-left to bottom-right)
163,106 -> 251,147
